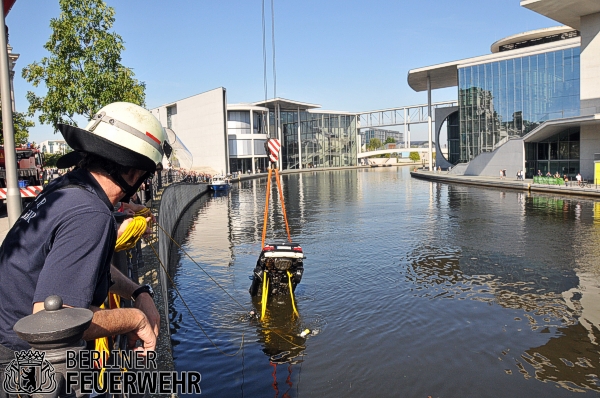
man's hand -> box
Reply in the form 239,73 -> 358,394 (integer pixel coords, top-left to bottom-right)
127,309 -> 157,354
75,307 -> 157,355
117,217 -> 134,239
134,292 -> 160,337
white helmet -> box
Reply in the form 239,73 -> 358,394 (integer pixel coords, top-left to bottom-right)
58,102 -> 171,173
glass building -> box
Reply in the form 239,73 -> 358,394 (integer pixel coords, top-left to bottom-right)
282,111 -> 357,169
407,24 -> 597,178
458,47 -> 580,163
361,128 -> 404,147
228,99 -> 358,173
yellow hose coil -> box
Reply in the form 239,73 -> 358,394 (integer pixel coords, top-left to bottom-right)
94,293 -> 122,387
115,216 -> 147,252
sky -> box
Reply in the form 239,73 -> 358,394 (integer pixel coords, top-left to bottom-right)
7,0 -> 559,144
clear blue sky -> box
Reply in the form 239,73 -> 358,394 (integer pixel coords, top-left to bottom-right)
8,0 -> 557,144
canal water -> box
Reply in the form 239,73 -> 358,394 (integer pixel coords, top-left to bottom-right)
167,167 -> 600,397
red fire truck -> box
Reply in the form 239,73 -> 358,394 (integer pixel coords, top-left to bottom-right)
0,146 -> 44,200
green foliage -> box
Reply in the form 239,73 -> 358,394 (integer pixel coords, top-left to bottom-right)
367,138 -> 382,151
43,152 -> 64,168
0,100 -> 34,145
384,137 -> 395,144
22,0 -> 146,130
409,152 -> 420,162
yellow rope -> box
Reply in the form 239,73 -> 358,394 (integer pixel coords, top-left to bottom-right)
287,270 -> 299,317
94,292 -> 123,388
261,271 -> 269,320
115,216 -> 147,252
135,207 -> 152,217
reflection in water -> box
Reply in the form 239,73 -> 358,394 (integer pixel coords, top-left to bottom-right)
402,190 -> 600,392
167,168 -> 600,396
250,296 -> 306,363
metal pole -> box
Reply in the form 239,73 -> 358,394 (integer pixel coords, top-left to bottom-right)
250,109 -> 256,174
297,105 -> 302,170
0,1 -> 21,225
277,102 -> 282,171
427,75 -> 433,171
404,107 -> 408,149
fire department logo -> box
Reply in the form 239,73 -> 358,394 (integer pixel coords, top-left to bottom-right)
3,350 -> 57,394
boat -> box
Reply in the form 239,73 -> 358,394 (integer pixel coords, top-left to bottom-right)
249,242 -> 305,297
208,175 -> 230,191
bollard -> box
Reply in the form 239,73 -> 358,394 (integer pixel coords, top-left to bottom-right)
11,295 -> 93,398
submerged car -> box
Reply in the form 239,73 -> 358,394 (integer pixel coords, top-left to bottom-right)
249,242 -> 305,297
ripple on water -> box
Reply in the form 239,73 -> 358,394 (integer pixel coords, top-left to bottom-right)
168,168 -> 600,396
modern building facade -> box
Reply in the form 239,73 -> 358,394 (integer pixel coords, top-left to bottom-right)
151,88 -> 229,175
361,128 -> 404,148
226,103 -> 270,174
39,139 -> 68,155
227,99 -> 358,173
153,94 -> 358,175
279,108 -> 357,171
408,0 -> 600,180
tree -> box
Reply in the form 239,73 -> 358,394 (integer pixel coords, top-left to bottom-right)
42,152 -> 64,168
22,0 -> 145,129
409,152 -> 420,163
384,137 -> 395,144
0,102 -> 34,146
367,138 -> 382,151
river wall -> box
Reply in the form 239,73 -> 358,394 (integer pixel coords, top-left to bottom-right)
157,182 -> 209,322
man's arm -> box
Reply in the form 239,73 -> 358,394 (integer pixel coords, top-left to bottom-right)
109,265 -> 160,337
32,303 -> 156,354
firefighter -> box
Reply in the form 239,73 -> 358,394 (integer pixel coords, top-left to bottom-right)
0,103 -> 170,385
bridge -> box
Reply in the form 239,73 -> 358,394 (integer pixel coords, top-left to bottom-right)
357,100 -> 457,169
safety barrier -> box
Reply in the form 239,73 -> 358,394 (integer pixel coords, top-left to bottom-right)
533,176 -> 564,185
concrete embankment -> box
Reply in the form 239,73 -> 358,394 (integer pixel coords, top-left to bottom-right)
411,171 -> 600,198
148,182 -> 210,374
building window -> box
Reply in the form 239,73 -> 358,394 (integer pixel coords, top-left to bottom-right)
524,127 -> 579,178
228,138 -> 252,157
253,112 -> 266,134
166,105 -> 177,129
254,140 -> 266,155
457,47 -> 580,163
228,111 -> 251,134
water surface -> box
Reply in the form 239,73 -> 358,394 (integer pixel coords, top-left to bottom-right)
167,167 -> 600,397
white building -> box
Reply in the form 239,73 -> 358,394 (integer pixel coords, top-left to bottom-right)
150,88 -> 228,175
39,139 -> 69,155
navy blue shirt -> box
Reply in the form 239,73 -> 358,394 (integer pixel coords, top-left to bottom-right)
0,169 -> 117,351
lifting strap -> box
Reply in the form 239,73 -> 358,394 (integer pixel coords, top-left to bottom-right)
261,164 -> 291,248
